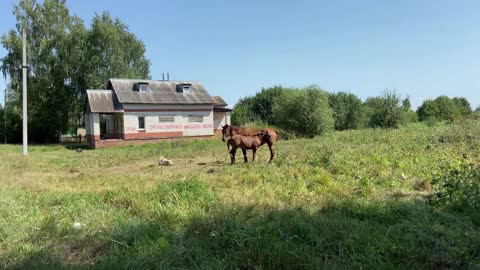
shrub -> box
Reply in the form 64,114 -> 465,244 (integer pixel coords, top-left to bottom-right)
417,96 -> 466,122
431,158 -> 480,209
452,97 -> 472,116
328,92 -> 365,130
364,90 -> 404,128
272,86 -> 334,137
231,87 -> 287,125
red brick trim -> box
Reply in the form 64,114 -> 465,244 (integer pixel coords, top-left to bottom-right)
103,133 -> 124,139
87,135 -> 100,141
91,135 -> 214,148
124,131 -> 183,140
124,108 -> 212,112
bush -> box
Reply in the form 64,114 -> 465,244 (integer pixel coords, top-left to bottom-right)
452,97 -> 472,116
417,96 -> 469,122
364,90 -> 404,128
231,87 -> 287,126
0,105 -> 22,143
272,86 -> 334,137
328,92 -> 365,130
431,158 -> 480,209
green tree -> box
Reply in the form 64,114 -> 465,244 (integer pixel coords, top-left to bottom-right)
86,12 -> 150,89
417,96 -> 460,122
231,96 -> 256,125
272,86 -> 334,137
231,86 -> 287,125
452,97 -> 472,116
364,91 -> 404,128
402,97 -> 411,111
328,92 -> 365,130
400,96 -> 418,123
1,0 -> 150,142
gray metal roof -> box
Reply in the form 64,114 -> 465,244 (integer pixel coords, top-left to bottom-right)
109,78 -> 217,104
86,90 -> 123,113
212,96 -> 228,107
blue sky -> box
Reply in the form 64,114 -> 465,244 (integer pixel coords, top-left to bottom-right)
1,0 -> 479,109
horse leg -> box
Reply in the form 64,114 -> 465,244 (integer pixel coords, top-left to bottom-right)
268,143 -> 275,163
229,147 -> 237,164
252,147 -> 257,162
242,148 -> 248,163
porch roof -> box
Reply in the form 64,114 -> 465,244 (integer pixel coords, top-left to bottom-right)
86,90 -> 123,113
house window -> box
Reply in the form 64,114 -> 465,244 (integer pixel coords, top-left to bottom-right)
139,84 -> 148,92
176,84 -> 192,93
182,85 -> 191,93
134,83 -> 149,92
138,116 -> 145,130
159,115 -> 175,122
188,115 -> 203,122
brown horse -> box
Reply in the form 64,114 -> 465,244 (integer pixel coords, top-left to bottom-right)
221,124 -> 277,162
227,131 -> 273,164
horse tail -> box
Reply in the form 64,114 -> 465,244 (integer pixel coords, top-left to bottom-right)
274,129 -> 281,141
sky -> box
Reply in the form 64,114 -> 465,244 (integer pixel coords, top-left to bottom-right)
1,0 -> 479,109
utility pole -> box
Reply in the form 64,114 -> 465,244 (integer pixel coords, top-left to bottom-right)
22,27 -> 28,156
3,86 -> 6,144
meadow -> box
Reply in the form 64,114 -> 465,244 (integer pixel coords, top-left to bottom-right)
0,121 -> 479,269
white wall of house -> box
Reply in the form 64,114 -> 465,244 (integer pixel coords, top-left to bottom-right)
122,104 -> 214,137
213,112 -> 231,130
85,112 -> 100,136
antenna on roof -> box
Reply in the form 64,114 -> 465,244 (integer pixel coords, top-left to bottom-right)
167,73 -> 169,81
162,73 -> 164,81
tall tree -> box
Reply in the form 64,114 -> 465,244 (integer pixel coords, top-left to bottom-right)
1,0 -> 84,142
1,0 -> 150,142
86,12 -> 150,89
364,90 -> 404,128
402,97 -> 411,111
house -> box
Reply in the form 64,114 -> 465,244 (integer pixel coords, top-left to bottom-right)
85,78 -> 231,148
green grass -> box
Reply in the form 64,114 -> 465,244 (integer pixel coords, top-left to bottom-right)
0,121 -> 479,269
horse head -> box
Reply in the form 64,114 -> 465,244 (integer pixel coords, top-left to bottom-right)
221,124 -> 231,142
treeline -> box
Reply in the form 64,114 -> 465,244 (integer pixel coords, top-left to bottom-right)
1,0 -> 150,143
231,85 -> 477,137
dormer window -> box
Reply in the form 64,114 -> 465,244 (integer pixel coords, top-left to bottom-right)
139,84 -> 148,92
176,83 -> 192,94
134,82 -> 149,92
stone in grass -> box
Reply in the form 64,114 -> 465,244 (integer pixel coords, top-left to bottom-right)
73,222 -> 82,229
158,156 -> 173,166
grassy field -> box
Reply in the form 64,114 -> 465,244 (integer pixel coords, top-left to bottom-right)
0,121 -> 479,269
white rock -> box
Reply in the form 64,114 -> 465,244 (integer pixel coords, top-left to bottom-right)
158,156 -> 173,166
73,222 -> 82,229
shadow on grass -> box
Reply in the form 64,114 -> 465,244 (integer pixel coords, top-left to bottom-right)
7,200 -> 480,270
63,143 -> 91,151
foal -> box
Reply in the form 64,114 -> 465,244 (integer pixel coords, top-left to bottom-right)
227,131 -> 274,164
221,124 -> 278,163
